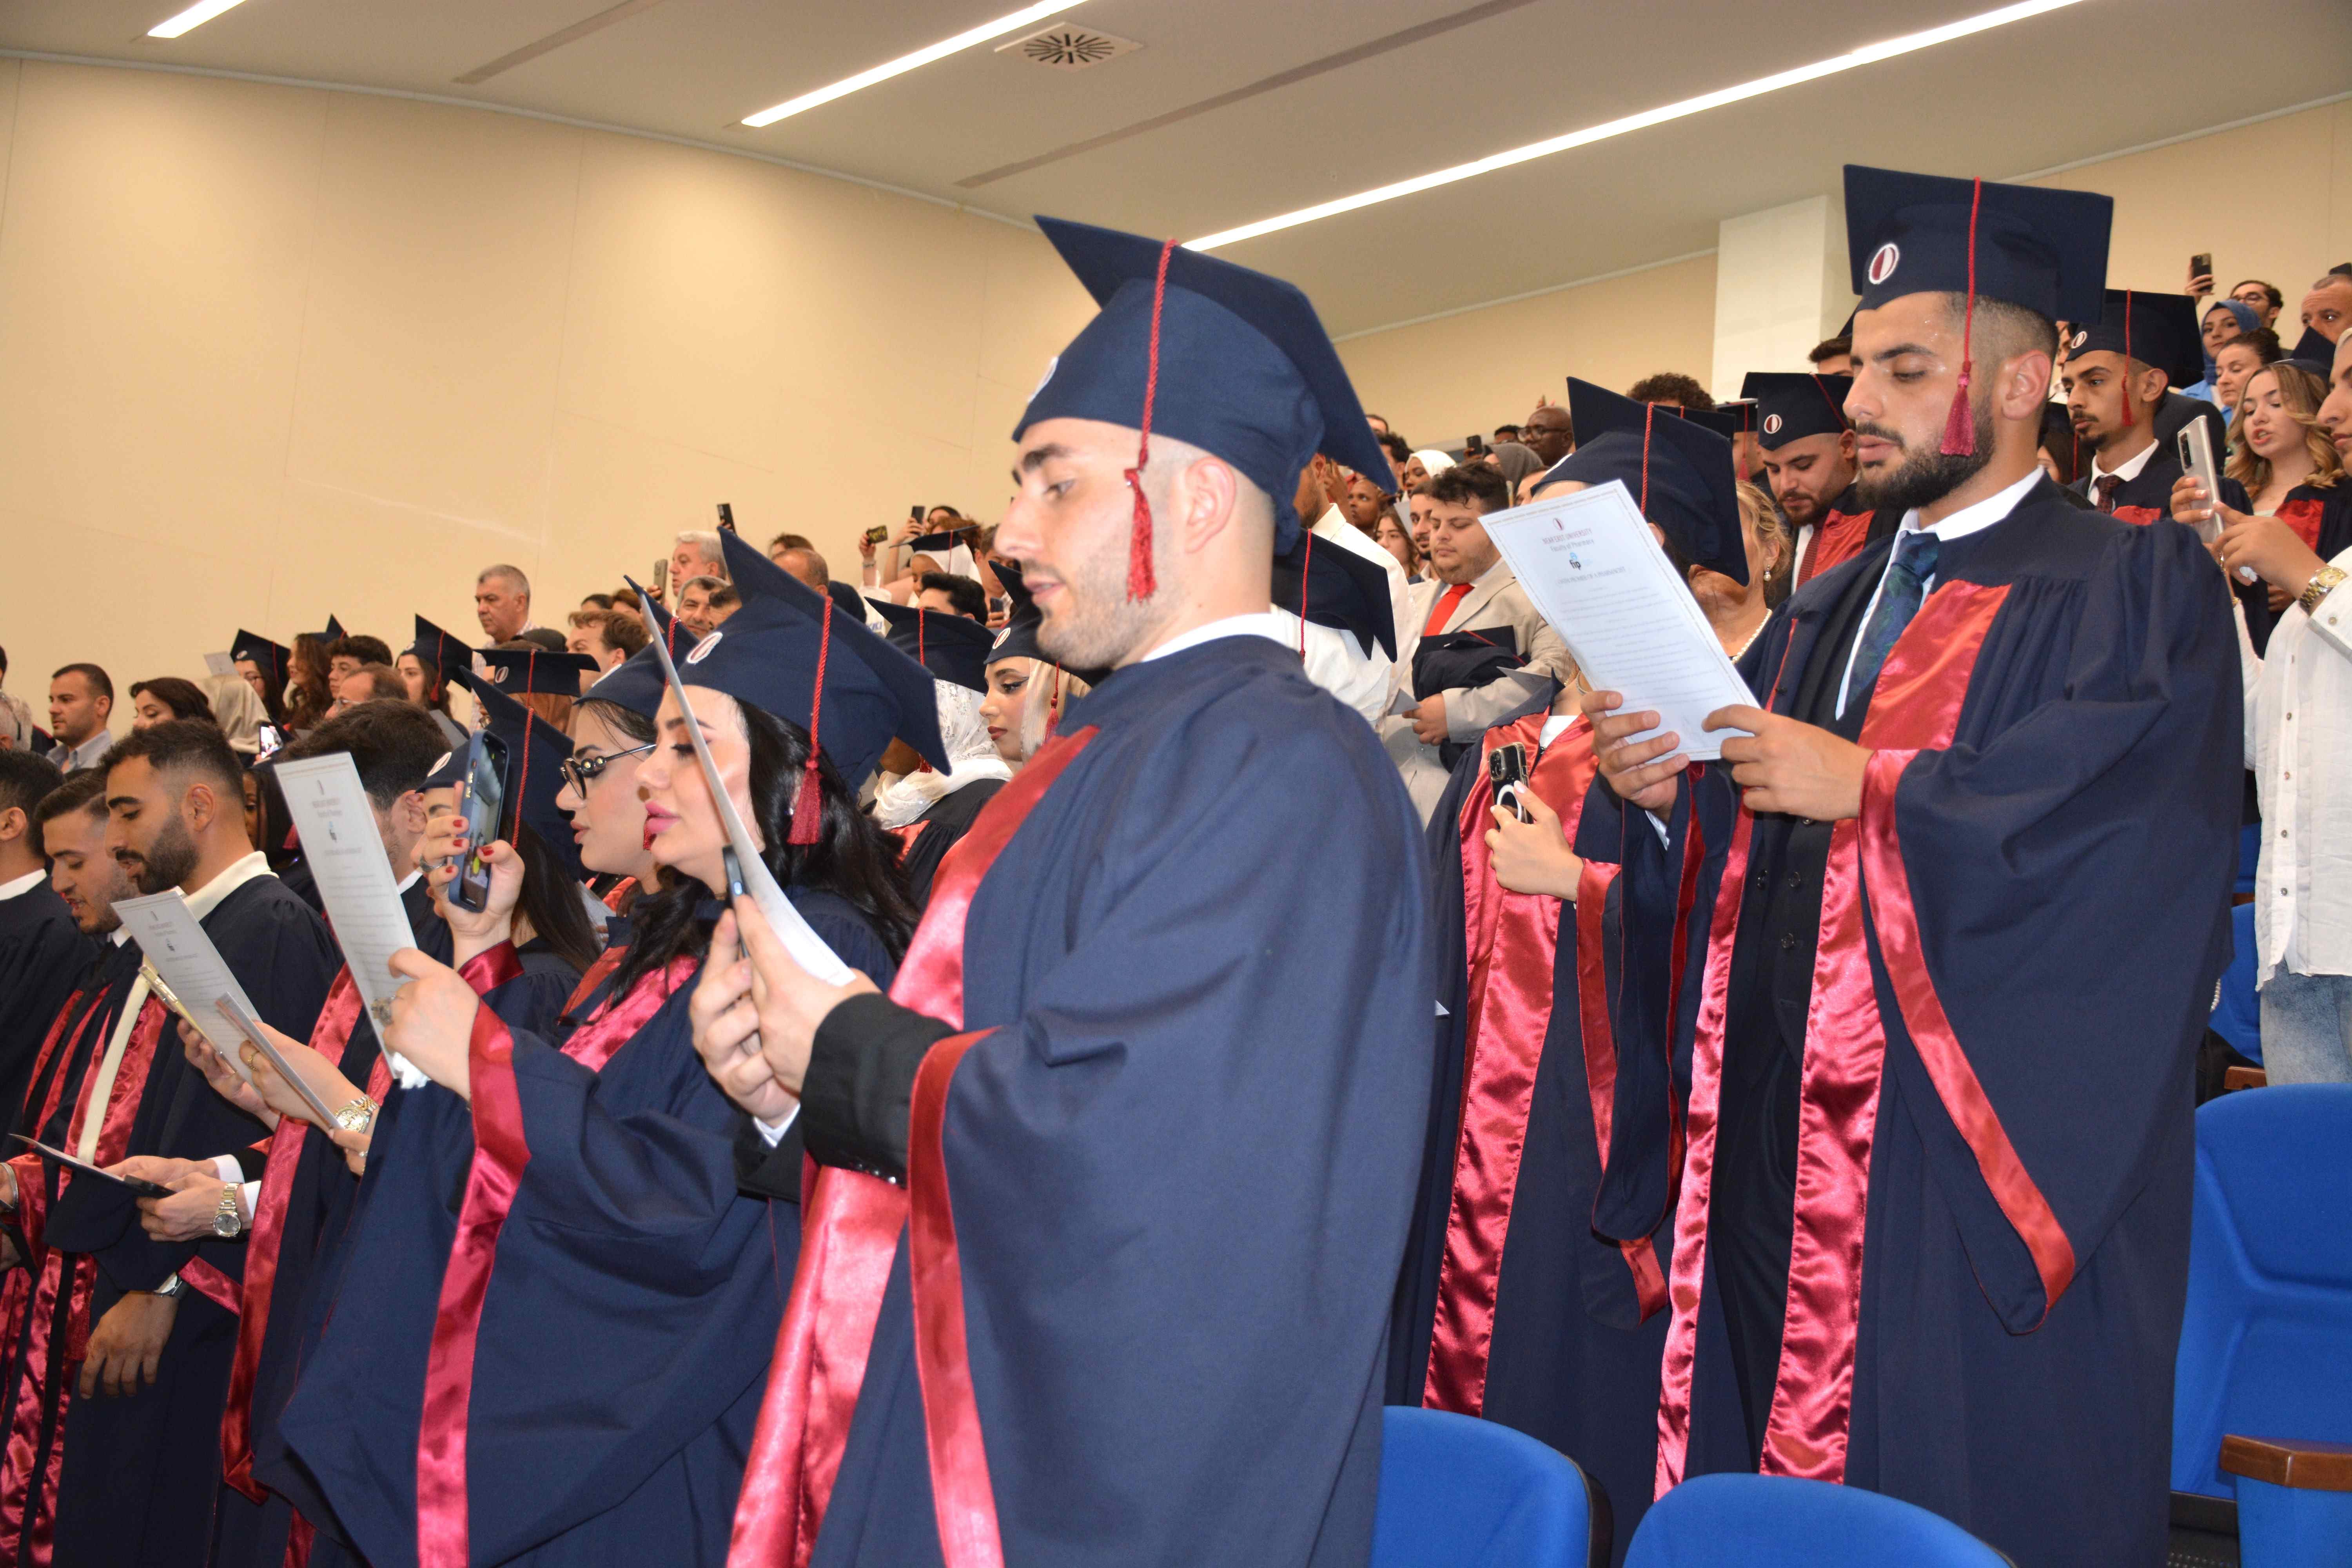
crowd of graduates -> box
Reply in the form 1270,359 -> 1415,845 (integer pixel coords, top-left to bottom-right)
0,171 -> 2345,1568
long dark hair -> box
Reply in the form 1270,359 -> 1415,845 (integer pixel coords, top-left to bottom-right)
511,820 -> 603,976
606,697 -> 917,1002
285,634 -> 334,732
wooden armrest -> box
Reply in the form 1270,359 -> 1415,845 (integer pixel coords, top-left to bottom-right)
2223,1066 -> 2269,1093
2221,1436 -> 2352,1492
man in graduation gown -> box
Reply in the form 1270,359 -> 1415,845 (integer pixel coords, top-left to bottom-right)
205,701 -> 452,1568
692,218 -> 1432,1568
1743,372 -> 1898,587
0,771 -> 156,1566
0,753 -> 93,1141
47,720 -> 338,1568
1392,387 -> 1756,1561
2061,289 -> 2202,524
1581,167 -> 2239,1565
867,597 -> 1012,907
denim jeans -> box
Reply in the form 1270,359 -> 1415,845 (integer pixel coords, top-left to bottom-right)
2258,969 -> 2352,1084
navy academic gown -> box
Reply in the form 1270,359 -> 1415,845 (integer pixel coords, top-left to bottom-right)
49,870 -> 338,1568
1389,730 -> 1671,1564
1600,484 -> 2238,1566
795,635 -> 1432,1568
0,882 -> 94,1144
281,891 -> 893,1567
893,777 -> 1006,909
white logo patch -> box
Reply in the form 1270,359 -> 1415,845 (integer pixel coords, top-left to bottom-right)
430,751 -> 451,774
2071,329 -> 2089,350
490,666 -> 509,685
1028,355 -> 1059,402
684,630 -> 721,664
1867,241 -> 1900,287
1762,413 -> 1784,436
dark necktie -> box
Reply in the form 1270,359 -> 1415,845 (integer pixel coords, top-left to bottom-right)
1846,530 -> 1941,706
2094,474 -> 2122,514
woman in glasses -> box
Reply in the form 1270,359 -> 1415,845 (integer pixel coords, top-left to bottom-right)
274,544 -> 936,1568
558,686 -> 661,916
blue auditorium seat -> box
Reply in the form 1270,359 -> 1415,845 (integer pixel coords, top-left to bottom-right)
2172,1085 -> 2352,1564
1371,1406 -> 1606,1568
2209,901 -> 2262,1063
1623,1474 -> 2010,1566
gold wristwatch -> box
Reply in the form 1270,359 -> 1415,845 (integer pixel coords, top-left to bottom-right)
212,1183 -> 244,1240
332,1097 -> 377,1136
2301,565 -> 2347,616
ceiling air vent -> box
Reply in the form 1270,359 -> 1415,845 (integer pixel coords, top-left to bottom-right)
999,25 -> 1141,71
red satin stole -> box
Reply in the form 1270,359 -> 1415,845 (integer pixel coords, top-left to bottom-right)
0,996 -> 167,1567
1798,510 -> 1875,585
1655,581 -> 2052,1494
2277,496 -> 2325,551
221,970 -> 365,1500
412,951 -> 696,1568
1422,715 -> 1654,1415
728,728 -> 1097,1568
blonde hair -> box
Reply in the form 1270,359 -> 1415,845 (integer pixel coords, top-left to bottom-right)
1735,481 -> 1796,608
2225,362 -> 2343,494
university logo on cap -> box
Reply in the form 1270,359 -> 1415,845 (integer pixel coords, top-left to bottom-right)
1762,412 -> 1784,435
490,667 -> 509,685
1029,355 -> 1058,400
684,630 -> 722,664
1867,242 -> 1900,286
2071,328 -> 2089,349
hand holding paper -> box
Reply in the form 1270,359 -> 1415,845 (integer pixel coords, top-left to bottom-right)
1710,706 -> 1869,821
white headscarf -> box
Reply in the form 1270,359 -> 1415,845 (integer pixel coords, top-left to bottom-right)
1411,448 -> 1455,477
869,680 -> 1013,828
202,673 -> 265,755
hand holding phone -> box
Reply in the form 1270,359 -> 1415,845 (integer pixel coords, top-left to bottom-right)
652,558 -> 669,604
449,731 -> 510,913
1488,743 -> 1533,822
2187,252 -> 2214,296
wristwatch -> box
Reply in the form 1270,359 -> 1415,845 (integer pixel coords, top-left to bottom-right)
212,1183 -> 244,1240
2301,564 -> 2347,616
151,1274 -> 186,1299
332,1097 -> 378,1136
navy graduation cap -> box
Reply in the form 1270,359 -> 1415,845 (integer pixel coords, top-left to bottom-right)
870,599 -> 995,694
825,581 -> 869,624
1273,532 -> 1397,661
1845,164 -> 2112,457
2067,290 -> 2202,395
1015,216 -> 1392,590
586,594 -> 699,721
452,671 -> 584,882
1541,377 -> 1746,583
422,747 -> 466,792
985,561 -> 1111,685
316,615 -> 346,644
1742,372 -> 1853,450
473,644 -> 597,696
630,530 -> 947,807
230,630 -> 290,684
408,615 -> 472,699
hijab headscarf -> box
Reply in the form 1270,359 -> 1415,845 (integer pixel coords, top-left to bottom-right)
2203,297 -> 2259,383
1409,448 -> 1455,480
202,673 -> 265,755
1487,441 -> 1544,493
868,679 -> 1013,829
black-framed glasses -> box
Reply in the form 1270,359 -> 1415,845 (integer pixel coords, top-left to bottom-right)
558,741 -> 654,795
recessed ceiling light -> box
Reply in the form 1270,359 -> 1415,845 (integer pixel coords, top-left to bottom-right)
1188,0 -> 2087,251
742,0 -> 1091,128
147,0 -> 253,39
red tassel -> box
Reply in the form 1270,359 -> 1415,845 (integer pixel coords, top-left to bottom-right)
786,760 -> 823,846
1939,366 -> 1975,456
1124,470 -> 1156,599
2120,287 -> 2136,427
1125,239 -> 1179,603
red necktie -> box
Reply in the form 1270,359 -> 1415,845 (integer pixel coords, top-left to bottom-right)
2094,474 -> 2122,514
1423,583 -> 1470,637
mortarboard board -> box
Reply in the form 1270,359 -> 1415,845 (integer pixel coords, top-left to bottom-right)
1016,216 -> 1392,585
454,674 -> 584,882
628,531 -> 947,800
408,615 -> 472,697
2067,290 -> 2201,390
1742,372 -> 1854,450
421,747 -> 466,792
317,615 -> 346,643
470,644 -> 598,697
590,591 -> 706,722
230,630 -> 291,684
1844,164 -> 2112,459
1689,400 -> 1758,440
2290,325 -> 2337,365
1541,378 -> 1746,583
1272,528 -> 1397,662
870,599 -> 996,694
825,581 -> 869,624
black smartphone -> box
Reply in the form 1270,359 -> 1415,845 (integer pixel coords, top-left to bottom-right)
450,729 -> 510,913
2190,251 -> 2213,283
863,524 -> 890,544
716,502 -> 736,534
652,558 -> 668,603
1465,433 -> 1486,454
722,846 -> 747,905
1488,742 -> 1532,822
255,722 -> 285,758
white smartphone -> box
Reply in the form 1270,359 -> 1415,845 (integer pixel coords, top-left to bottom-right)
2177,421 -> 2257,583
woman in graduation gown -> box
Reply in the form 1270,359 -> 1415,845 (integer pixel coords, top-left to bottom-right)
275,560 -> 939,1568
1389,385 -> 1747,1561
865,600 -> 1010,907
976,559 -> 1103,769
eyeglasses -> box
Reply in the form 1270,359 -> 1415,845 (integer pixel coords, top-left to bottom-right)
558,741 -> 654,795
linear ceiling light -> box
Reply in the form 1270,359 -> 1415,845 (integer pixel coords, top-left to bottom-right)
1187,0 -> 2086,251
147,0 -> 252,38
742,0 -> 1090,127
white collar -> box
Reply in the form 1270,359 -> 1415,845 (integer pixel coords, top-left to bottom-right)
2089,437 -> 2159,486
1895,466 -> 2044,545
109,927 -> 131,947
0,868 -> 45,902
396,867 -> 422,894
182,850 -> 274,922
1140,613 -> 1290,664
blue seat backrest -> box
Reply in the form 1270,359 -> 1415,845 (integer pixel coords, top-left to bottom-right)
1372,1406 -> 1595,1568
2172,1085 -> 2352,1497
2209,902 -> 2261,1062
1624,1474 -> 2009,1566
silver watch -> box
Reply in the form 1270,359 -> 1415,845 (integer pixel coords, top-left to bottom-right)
211,1183 -> 244,1240
150,1274 -> 186,1299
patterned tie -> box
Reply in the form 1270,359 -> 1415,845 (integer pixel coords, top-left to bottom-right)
1846,530 -> 1941,705
2094,474 -> 2122,514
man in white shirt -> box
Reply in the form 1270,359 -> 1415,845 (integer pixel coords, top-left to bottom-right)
45,664 -> 114,774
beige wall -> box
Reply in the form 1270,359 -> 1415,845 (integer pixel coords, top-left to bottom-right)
1335,96 -> 2352,455
0,58 -> 1096,725
1336,254 -> 1721,455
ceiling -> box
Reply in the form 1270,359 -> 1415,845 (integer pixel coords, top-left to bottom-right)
7,0 -> 2348,334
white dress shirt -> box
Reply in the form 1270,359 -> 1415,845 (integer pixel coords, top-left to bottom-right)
0,868 -> 45,903
2238,550 -> 2352,984
2085,435 -> 2160,491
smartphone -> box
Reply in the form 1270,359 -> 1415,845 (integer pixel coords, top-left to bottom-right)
722,846 -> 748,905
450,729 -> 510,913
863,524 -> 891,544
1465,434 -> 1486,454
652,557 -> 668,603
716,502 -> 736,534
1488,742 -> 1532,822
2177,422 -> 2221,544
255,722 -> 285,758
2190,251 -> 2213,284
